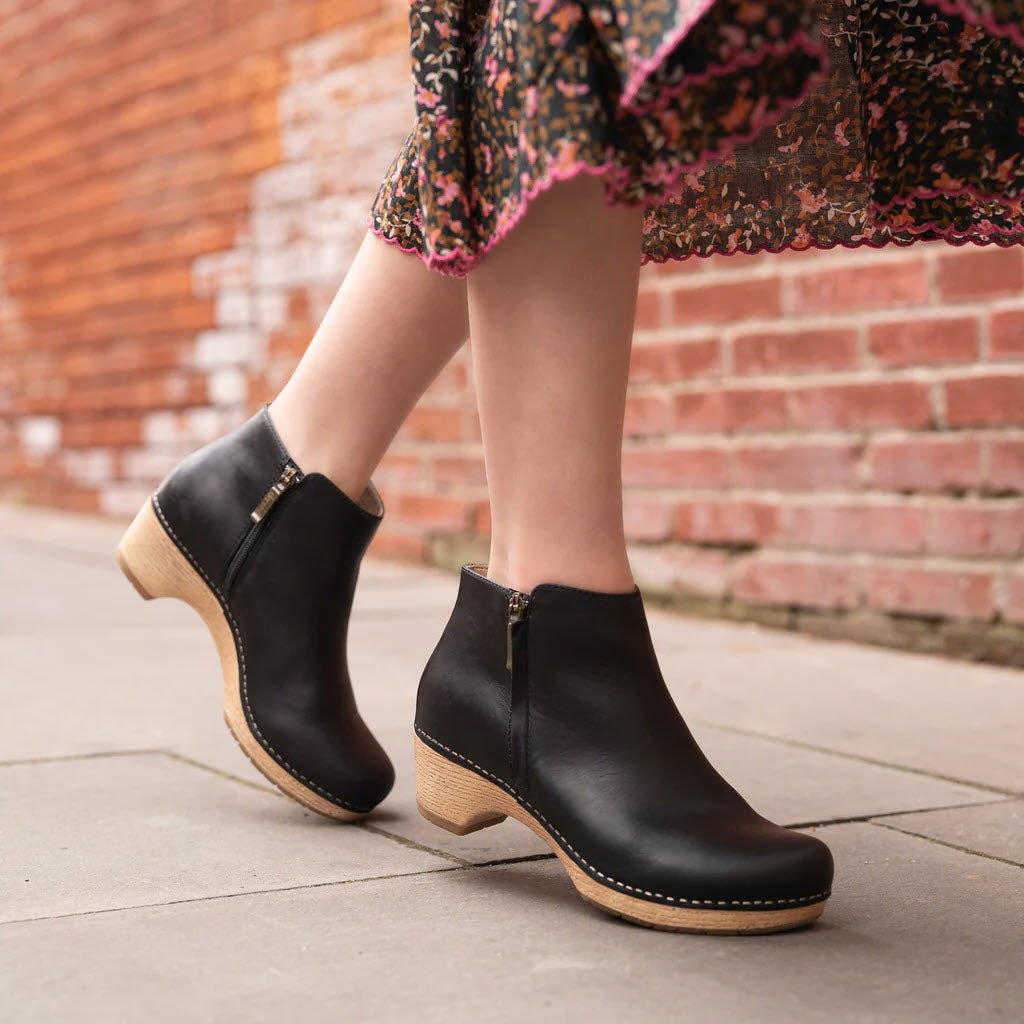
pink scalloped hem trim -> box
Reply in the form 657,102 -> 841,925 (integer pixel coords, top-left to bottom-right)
368,0 -> 1023,277
922,0 -> 1024,48
620,0 -> 718,110
873,180 -> 1023,215
641,227 -> 1023,267
369,41 -> 829,278
626,29 -> 826,117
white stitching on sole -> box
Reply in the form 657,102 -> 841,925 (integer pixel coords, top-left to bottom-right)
416,724 -> 830,910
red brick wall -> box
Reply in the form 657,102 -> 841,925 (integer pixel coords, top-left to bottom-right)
2,1 -> 1022,662
627,244 -> 1024,662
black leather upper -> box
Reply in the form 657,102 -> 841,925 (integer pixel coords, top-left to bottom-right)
154,406 -> 393,813
416,565 -> 834,909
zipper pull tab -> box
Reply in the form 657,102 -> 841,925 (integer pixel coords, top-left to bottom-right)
506,591 -> 529,671
250,464 -> 300,523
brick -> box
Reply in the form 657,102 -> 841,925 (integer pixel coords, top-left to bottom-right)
623,394 -> 671,437
628,338 -> 720,382
648,256 -> 704,276
633,289 -> 662,330
61,415 -> 144,449
989,309 -> 1024,359
369,527 -> 427,561
734,443 -> 862,490
732,557 -> 859,610
673,388 -> 788,433
627,544 -> 732,596
623,500 -> 674,542
430,455 -> 487,486
870,438 -> 983,493
671,278 -> 782,324
397,406 -> 464,443
989,440 -> 1024,493
394,493 -> 470,531
473,500 -> 492,535
928,505 -> 1024,556
425,359 -> 469,395
778,503 -> 927,555
621,446 -> 730,488
5,3 -> 1024,646
734,328 -> 859,375
865,567 -> 994,619
937,248 -> 1024,301
673,500 -> 780,546
791,261 -> 929,313
945,375 -> 1024,427
868,317 -> 979,367
791,381 -> 933,429
1005,572 -> 1024,624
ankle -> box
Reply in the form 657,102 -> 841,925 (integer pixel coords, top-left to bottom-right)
484,552 -> 634,595
267,398 -> 373,506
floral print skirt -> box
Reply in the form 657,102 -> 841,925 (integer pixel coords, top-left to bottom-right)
368,0 -> 1024,276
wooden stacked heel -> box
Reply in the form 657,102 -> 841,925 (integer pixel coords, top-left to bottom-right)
414,735 -> 826,935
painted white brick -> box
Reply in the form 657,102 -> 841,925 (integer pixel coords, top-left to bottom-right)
207,368 -> 248,406
99,483 -> 154,518
120,447 -> 191,482
184,406 -> 242,444
286,25 -> 362,79
17,416 -> 60,456
191,248 -> 251,297
62,448 -> 114,486
254,245 -> 318,289
214,289 -> 253,327
342,97 -> 415,147
142,410 -> 181,446
253,161 -> 318,207
255,292 -> 288,332
193,329 -> 262,370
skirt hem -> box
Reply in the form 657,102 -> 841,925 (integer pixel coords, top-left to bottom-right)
369,31 -> 830,278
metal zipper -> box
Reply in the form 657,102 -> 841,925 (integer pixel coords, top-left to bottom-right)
250,464 -> 300,523
506,590 -> 530,670
224,464 -> 302,588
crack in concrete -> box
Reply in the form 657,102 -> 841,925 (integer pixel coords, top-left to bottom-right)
786,796 -> 1015,831
692,717 -> 1020,798
870,819 -> 1024,870
0,855 -> 563,929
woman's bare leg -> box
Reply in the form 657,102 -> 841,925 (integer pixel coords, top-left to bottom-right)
467,175 -> 643,594
270,231 -> 468,501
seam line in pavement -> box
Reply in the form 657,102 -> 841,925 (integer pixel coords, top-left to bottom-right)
0,856 -> 562,928
869,820 -> 1024,869
0,749 -> 163,768
692,718 -> 1020,797
4,750 -> 1016,860
358,823 -> 472,866
786,797 -> 1015,830
0,749 -> 280,798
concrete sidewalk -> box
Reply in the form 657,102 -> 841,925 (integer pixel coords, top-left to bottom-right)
1,503 -> 1021,1022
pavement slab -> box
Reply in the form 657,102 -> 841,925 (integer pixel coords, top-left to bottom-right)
647,614 -> 1024,793
2,823 -> 1021,1023
2,503 -> 1022,1021
0,752 -> 449,924
878,799 -> 1024,866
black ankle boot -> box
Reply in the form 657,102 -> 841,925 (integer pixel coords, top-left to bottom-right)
414,564 -> 833,933
117,406 -> 394,819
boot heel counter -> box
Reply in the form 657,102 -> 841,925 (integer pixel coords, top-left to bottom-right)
414,567 -> 514,783
413,615 -> 459,737
154,408 -> 291,586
